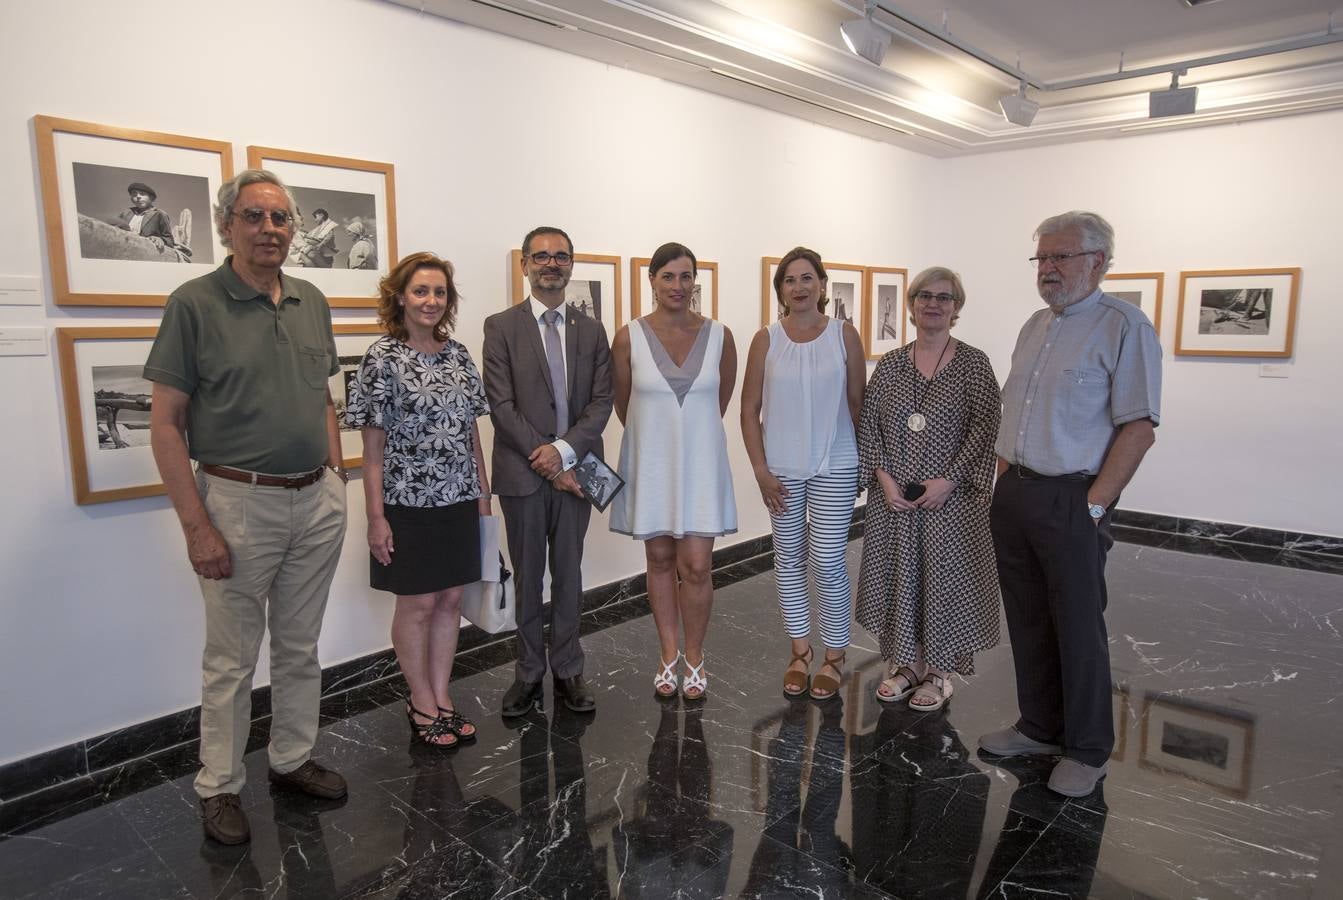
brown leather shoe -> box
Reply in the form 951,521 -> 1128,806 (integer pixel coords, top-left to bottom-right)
268,760 -> 347,799
200,793 -> 250,845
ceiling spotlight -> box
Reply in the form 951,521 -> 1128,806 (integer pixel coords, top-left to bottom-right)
1149,71 -> 1198,118
840,2 -> 890,66
999,82 -> 1039,127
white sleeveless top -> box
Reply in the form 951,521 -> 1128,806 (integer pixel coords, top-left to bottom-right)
611,318 -> 737,540
761,318 -> 857,479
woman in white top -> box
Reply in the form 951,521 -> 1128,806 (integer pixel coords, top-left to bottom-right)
611,242 -> 738,701
742,247 -> 865,701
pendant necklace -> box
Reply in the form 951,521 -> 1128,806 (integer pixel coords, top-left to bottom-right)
907,337 -> 952,433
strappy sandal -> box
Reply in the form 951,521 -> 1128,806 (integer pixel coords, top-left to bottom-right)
783,645 -> 814,697
682,657 -> 708,701
654,652 -> 682,698
809,651 -> 846,701
876,664 -> 921,704
437,706 -> 477,744
405,704 -> 457,748
909,672 -> 954,712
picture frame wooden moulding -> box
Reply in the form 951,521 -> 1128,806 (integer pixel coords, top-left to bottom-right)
1175,267 -> 1300,358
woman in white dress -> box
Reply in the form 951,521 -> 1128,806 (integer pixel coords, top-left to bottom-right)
611,242 -> 737,700
741,246 -> 865,701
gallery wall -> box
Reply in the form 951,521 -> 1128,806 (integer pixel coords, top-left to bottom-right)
1,0 -> 1339,768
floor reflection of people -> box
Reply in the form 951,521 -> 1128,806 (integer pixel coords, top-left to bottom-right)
197,793 -> 344,897
743,697 -> 850,895
849,705 -> 988,898
974,756 -> 1108,898
613,702 -> 732,896
483,707 -> 609,895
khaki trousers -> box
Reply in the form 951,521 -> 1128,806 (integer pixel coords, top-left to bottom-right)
192,468 -> 347,798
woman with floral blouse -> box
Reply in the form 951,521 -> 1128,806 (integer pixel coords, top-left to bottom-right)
346,251 -> 491,750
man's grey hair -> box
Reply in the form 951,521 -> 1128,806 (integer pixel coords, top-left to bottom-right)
1034,210 -> 1115,273
213,169 -> 299,248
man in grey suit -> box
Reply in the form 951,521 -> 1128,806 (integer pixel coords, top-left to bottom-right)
483,226 -> 614,715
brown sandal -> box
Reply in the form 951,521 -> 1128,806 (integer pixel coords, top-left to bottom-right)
809,651 -> 846,701
782,645 -> 813,697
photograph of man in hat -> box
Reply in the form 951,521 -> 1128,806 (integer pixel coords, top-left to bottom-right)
116,181 -> 186,256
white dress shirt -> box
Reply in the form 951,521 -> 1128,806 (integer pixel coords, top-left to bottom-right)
526,296 -> 577,471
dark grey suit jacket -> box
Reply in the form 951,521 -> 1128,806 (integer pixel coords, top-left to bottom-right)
482,300 -> 614,498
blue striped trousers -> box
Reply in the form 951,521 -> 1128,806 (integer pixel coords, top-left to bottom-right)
770,468 -> 859,650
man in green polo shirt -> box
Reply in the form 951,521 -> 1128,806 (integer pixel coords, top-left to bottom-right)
145,169 -> 350,846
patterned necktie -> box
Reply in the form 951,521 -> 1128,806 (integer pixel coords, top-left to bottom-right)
542,309 -> 569,437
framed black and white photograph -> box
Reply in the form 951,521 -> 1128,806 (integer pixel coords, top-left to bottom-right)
574,451 -> 625,512
57,327 -> 164,504
331,324 -> 383,469
510,250 -> 622,337
864,266 -> 908,361
631,257 -> 719,321
36,116 -> 233,306
1176,268 -> 1300,358
761,256 -> 783,326
826,264 -> 865,330
246,147 -> 397,308
1139,693 -> 1255,797
1102,272 -> 1164,337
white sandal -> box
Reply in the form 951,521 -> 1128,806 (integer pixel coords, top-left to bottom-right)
877,664 -> 921,704
682,657 -> 707,700
909,672 -> 954,711
654,652 -> 681,698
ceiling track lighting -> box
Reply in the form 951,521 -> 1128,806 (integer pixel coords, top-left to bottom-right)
999,81 -> 1039,127
1149,70 -> 1199,118
840,1 -> 891,67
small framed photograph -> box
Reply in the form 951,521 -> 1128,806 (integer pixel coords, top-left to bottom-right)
574,451 -> 625,512
760,256 -> 783,325
246,146 -> 397,308
1175,268 -> 1300,358
864,266 -> 908,360
1139,693 -> 1254,798
35,116 -> 234,307
57,327 -> 164,504
331,324 -> 384,469
509,250 -> 622,337
630,257 -> 719,321
1102,272 -> 1165,336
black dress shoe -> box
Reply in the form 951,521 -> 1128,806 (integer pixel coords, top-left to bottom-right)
553,674 -> 596,712
502,679 -> 543,717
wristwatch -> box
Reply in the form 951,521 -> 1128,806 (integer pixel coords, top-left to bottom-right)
1087,502 -> 1105,521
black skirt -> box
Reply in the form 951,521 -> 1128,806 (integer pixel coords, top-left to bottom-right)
371,500 -> 481,596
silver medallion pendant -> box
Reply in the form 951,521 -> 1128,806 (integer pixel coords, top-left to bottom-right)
907,412 -> 927,433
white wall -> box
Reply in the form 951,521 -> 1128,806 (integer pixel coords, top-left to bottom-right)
2,0 -> 1338,768
935,116 -> 1343,535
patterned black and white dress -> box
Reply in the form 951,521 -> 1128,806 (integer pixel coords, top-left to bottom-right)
346,335 -> 490,594
854,341 -> 1002,674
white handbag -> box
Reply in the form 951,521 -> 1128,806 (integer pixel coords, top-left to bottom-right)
461,515 -> 516,633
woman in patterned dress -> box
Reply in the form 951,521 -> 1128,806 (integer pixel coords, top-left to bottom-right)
855,266 -> 1002,711
347,252 -> 491,748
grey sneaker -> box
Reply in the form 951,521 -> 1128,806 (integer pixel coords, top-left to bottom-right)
1048,758 -> 1108,797
978,725 -> 1063,757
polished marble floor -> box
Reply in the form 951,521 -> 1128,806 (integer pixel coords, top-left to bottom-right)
3,537 -> 1342,898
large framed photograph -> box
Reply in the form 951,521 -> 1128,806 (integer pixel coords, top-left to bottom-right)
35,116 -> 233,307
246,147 -> 396,308
1102,272 -> 1164,336
509,250 -> 622,337
57,327 -> 164,504
1175,268 -> 1300,358
331,324 -> 384,469
864,266 -> 908,360
630,257 -> 719,321
1139,693 -> 1254,798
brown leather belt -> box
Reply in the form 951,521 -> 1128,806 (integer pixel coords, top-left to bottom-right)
201,464 -> 326,489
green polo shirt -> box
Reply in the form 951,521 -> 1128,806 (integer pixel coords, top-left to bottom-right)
144,257 -> 339,474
